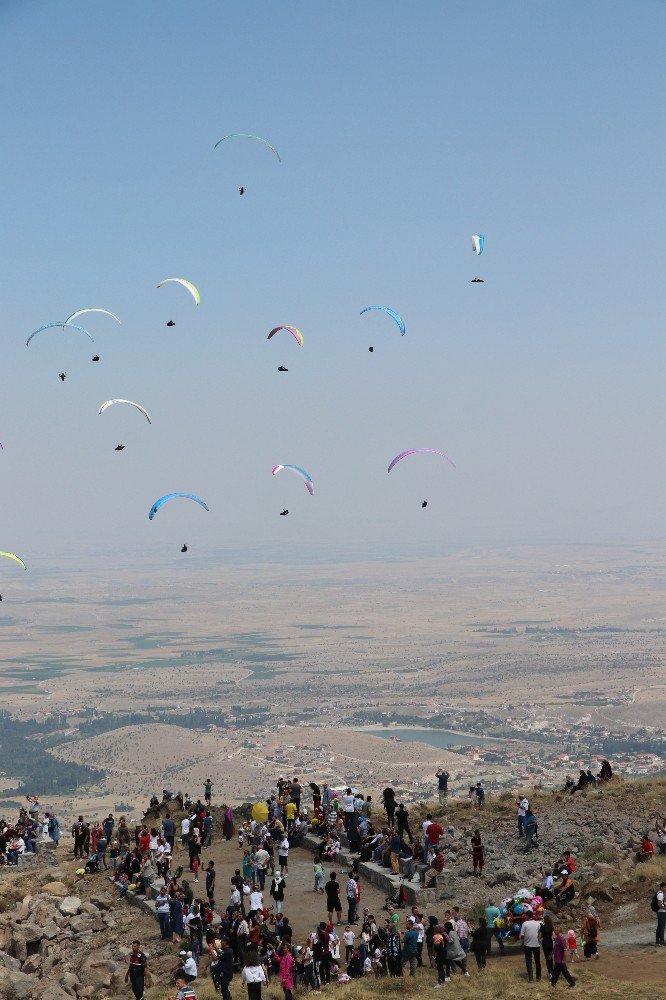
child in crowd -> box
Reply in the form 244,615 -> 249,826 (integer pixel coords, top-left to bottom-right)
343,926 -> 356,962
567,929 -> 578,961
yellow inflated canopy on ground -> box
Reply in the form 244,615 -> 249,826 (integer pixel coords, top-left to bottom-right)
252,801 -> 269,822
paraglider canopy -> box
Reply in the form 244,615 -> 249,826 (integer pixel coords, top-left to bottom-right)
387,449 -> 456,474
360,306 -> 405,336
472,234 -> 485,255
0,552 -> 27,571
99,399 -> 152,424
214,133 -> 281,162
272,464 -> 314,495
157,278 -> 201,306
26,322 -> 94,347
64,308 -> 121,326
267,326 -> 304,348
149,493 -> 210,520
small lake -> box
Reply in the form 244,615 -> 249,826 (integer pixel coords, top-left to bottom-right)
362,728 -> 500,749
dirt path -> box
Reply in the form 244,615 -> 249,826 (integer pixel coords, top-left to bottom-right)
172,829 -> 393,943
602,922 -> 656,948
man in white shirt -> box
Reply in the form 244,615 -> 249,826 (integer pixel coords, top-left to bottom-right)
422,817 -> 432,865
249,886 -> 263,913
519,917 -> 542,982
181,952 -> 197,981
540,869 -> 555,899
181,816 -> 191,847
517,797 -> 529,838
278,835 -> 290,872
254,847 -> 270,889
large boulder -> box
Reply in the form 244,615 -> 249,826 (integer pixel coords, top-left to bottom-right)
38,985 -> 71,1000
0,954 -> 20,973
12,924 -> 42,946
88,895 -> 111,912
58,972 -> 79,996
57,899 -> 81,918
20,956 -> 40,976
5,931 -> 27,965
0,967 -> 36,1000
42,885 -> 69,899
83,960 -> 123,988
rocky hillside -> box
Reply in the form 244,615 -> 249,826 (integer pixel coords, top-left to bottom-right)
410,776 -> 665,931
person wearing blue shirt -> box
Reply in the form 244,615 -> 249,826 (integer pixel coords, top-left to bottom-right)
436,769 -> 449,807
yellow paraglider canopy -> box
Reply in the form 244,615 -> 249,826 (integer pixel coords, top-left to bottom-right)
251,801 -> 269,823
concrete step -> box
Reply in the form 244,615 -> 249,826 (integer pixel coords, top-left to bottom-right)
301,833 -> 430,905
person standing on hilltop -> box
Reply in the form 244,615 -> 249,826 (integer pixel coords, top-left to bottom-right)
103,813 -> 114,841
223,806 -> 234,842
290,777 -> 301,812
309,782 -> 321,810
382,787 -> 396,827
204,779 -> 213,806
72,815 -> 86,859
117,816 -> 131,850
435,769 -> 450,806
180,814 -> 191,852
162,812 -> 175,852
523,809 -> 538,852
517,795 -> 529,837
396,804 -> 413,844
471,829 -> 485,876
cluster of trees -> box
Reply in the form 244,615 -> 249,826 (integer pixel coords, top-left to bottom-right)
0,711 -> 104,794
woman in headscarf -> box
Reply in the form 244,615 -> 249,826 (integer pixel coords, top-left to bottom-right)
223,805 -> 234,842
309,782 -> 321,810
443,921 -> 468,976
581,906 -> 601,959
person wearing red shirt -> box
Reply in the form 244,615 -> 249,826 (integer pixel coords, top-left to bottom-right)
427,821 -> 444,847
425,846 -> 445,886
637,835 -> 655,862
422,814 -> 443,864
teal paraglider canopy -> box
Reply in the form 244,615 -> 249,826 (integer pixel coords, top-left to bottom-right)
149,493 -> 210,520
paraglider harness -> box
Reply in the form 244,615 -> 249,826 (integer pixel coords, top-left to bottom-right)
384,878 -> 408,909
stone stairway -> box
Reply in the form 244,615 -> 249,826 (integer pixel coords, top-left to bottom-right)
300,831 -> 435,906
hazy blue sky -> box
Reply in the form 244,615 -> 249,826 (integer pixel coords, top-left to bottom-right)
0,0 -> 665,572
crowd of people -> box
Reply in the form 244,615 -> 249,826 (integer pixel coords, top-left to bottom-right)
111,775 -> 608,999
2,770 -> 664,999
0,795 -> 61,864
